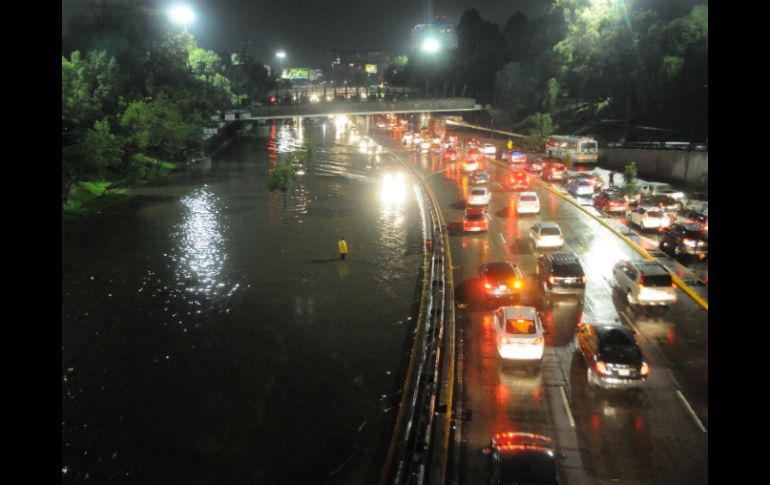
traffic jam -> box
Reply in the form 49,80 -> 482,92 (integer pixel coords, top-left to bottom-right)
372,114 -> 707,484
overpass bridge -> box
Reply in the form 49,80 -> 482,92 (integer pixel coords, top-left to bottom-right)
211,97 -> 483,123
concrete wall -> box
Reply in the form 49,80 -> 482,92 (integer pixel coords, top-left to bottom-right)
598,148 -> 708,184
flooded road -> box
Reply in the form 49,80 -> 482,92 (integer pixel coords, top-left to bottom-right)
62,120 -> 424,484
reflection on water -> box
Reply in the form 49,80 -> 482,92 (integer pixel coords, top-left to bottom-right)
172,186 -> 227,298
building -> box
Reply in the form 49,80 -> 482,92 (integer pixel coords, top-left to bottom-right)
410,17 -> 458,53
328,49 -> 392,86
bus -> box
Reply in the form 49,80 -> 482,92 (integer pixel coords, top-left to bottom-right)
545,136 -> 598,164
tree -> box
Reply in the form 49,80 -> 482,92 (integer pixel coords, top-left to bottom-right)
62,118 -> 123,202
526,113 -> 557,151
120,96 -> 196,165
267,161 -> 296,207
620,162 -> 639,197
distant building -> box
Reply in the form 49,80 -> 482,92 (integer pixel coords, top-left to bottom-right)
328,49 -> 392,86
410,17 -> 458,53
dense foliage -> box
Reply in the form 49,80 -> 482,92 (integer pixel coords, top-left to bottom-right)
61,1 -> 275,206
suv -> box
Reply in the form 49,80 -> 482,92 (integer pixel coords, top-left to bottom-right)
479,262 -> 525,300
537,252 -> 586,299
659,223 -> 708,259
613,260 -> 677,307
575,323 -> 649,390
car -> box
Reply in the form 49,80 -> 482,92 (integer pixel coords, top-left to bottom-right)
675,208 -> 708,231
659,223 -> 708,259
658,188 -> 687,202
613,260 -> 677,307
516,192 -> 540,214
443,148 -> 460,162
503,170 -> 530,191
593,189 -> 629,213
575,323 -> 649,390
412,133 -> 423,146
470,170 -> 491,185
466,147 -> 483,160
481,143 -> 497,156
578,172 -> 604,191
483,433 -> 559,485
503,151 -> 527,166
567,178 -> 595,197
542,162 -> 567,182
530,222 -> 565,249
465,138 -> 480,149
463,159 -> 479,172
523,158 -> 543,175
467,186 -> 492,206
479,262 -> 525,300
627,206 -> 672,230
492,306 -> 545,362
537,251 -> 586,298
640,194 -> 682,212
463,206 -> 490,233
639,182 -> 675,197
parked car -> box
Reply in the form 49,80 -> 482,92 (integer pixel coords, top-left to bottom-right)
593,189 -> 629,213
492,306 -> 545,362
675,208 -> 708,231
659,223 -> 708,259
575,323 -> 649,390
503,170 -> 530,191
463,206 -> 490,233
530,222 -> 565,249
567,178 -> 595,197
516,192 -> 540,214
467,186 -> 492,206
479,262 -> 525,300
483,433 -> 560,485
627,206 -> 672,230
537,252 -> 586,299
469,170 -> 491,185
613,260 -> 677,307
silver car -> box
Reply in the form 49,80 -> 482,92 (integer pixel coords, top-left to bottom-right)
613,260 -> 677,307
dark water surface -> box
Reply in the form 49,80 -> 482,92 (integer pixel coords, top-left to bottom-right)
62,120 -> 424,484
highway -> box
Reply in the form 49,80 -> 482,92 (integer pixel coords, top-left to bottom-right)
371,127 -> 708,484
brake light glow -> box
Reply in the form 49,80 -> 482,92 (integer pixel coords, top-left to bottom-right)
534,337 -> 543,346
513,280 -> 522,289
596,361 -> 608,375
548,276 -> 557,284
640,362 -> 649,376
484,282 -> 492,289
581,276 -> 586,284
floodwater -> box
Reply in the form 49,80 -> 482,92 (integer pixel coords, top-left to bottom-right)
62,119 -> 425,484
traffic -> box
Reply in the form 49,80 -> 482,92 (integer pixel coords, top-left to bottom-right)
365,114 -> 708,484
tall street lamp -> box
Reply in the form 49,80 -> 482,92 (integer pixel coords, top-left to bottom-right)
167,4 -> 195,31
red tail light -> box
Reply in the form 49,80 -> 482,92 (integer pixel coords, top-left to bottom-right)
596,361 -> 608,375
581,276 -> 586,284
513,280 -> 522,289
484,282 -> 492,289
640,362 -> 649,376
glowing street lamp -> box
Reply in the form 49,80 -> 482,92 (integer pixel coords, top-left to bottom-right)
167,4 -> 195,29
421,37 -> 440,54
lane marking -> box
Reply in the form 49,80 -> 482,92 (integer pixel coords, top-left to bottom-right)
499,233 -> 507,245
676,390 -> 707,433
618,311 -> 640,335
559,386 -> 576,428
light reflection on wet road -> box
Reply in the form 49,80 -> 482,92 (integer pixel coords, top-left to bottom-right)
62,120 -> 425,484
375,131 -> 707,485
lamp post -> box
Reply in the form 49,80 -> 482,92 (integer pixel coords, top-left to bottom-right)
167,4 -> 195,31
421,37 -> 441,97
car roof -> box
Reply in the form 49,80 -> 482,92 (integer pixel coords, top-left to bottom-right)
482,262 -> 519,277
470,186 -> 488,192
630,260 -> 669,275
546,252 -> 579,265
590,324 -> 635,340
501,305 -> 537,320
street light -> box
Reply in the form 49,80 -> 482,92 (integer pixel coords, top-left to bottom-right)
167,4 -> 195,29
421,37 -> 440,54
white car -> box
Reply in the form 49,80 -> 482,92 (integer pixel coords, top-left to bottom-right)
517,192 -> 540,214
613,260 -> 677,307
467,186 -> 492,206
493,306 -> 545,362
420,140 -> 431,151
402,132 -> 413,145
481,143 -> 497,156
530,222 -> 564,249
627,206 -> 672,230
639,182 -> 685,201
567,178 -> 595,197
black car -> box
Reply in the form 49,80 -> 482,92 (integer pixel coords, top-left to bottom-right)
484,432 -> 560,485
575,323 -> 648,390
675,208 -> 708,231
659,223 -> 708,259
537,252 -> 586,299
479,262 -> 525,300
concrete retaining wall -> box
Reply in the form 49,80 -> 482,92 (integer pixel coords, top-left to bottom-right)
244,97 -> 479,120
598,148 -> 708,184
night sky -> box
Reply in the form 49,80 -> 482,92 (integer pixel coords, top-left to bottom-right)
62,0 -> 545,67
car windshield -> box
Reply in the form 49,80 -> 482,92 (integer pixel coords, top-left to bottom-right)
541,227 -> 561,236
580,142 -> 598,151
471,189 -> 486,196
641,273 -> 672,286
553,263 -> 583,277
520,195 -> 537,202
506,319 -> 536,335
486,266 -> 514,280
646,211 -> 664,218
466,214 -> 484,221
